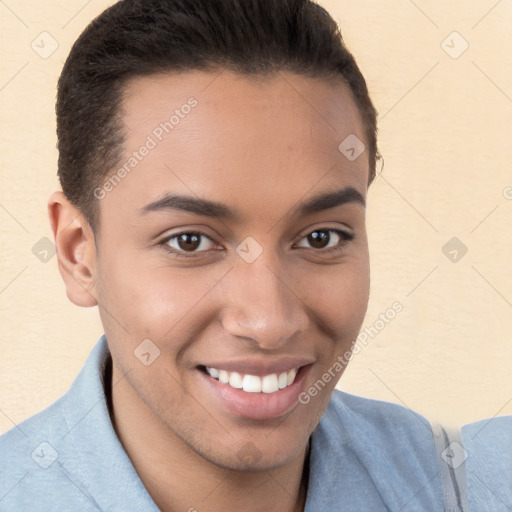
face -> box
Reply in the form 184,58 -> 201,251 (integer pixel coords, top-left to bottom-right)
92,70 -> 370,471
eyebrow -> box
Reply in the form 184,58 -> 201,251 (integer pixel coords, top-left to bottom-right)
140,186 -> 365,220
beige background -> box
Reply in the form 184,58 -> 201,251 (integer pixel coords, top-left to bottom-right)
0,0 -> 511,434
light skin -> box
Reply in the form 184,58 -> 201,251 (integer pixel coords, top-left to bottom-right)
49,70 -> 371,512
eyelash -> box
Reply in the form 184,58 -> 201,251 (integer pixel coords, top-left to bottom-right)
160,229 -> 354,259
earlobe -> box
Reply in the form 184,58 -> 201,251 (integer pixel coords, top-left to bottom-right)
48,191 -> 98,308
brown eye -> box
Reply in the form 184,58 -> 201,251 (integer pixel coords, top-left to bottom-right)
177,233 -> 201,251
307,230 -> 331,249
165,232 -> 215,253
296,229 -> 354,250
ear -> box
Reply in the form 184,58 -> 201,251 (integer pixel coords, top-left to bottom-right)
48,191 -> 98,307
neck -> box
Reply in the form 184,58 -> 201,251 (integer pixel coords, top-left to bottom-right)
107,361 -> 310,512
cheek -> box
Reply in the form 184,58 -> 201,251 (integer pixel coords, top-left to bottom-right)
297,256 -> 370,334
96,239 -> 369,357
96,250 -> 228,343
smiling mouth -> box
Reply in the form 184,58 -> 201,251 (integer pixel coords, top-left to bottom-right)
202,366 -> 301,394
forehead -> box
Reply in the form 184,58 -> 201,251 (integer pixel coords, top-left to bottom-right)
121,70 -> 365,150
100,70 -> 368,224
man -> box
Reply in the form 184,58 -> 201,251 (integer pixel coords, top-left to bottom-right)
0,1 -> 509,510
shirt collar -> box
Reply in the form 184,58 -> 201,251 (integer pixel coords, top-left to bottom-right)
61,335 -> 159,511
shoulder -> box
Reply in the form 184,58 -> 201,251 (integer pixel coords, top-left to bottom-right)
0,391 -> 71,469
462,414 -> 512,441
320,389 -> 435,440
306,390 -> 443,511
0,395 -> 96,510
0,337 -> 112,511
0,396 -> 64,478
461,415 -> 512,510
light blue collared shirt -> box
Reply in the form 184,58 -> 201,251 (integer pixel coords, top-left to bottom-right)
1,336 -> 510,511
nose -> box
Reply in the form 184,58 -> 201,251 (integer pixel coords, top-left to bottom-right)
220,255 -> 309,350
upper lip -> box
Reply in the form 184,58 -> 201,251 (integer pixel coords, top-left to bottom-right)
199,357 -> 315,376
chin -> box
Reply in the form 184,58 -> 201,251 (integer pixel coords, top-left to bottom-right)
199,432 -> 309,473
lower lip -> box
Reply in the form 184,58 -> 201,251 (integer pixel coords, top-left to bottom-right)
199,366 -> 312,421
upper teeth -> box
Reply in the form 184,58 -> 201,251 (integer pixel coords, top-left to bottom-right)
205,367 -> 298,393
